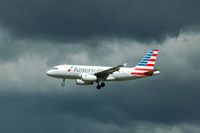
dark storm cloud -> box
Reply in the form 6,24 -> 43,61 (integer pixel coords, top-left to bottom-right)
0,34 -> 200,133
0,79 -> 200,133
0,0 -> 200,41
0,26 -> 200,132
54,80 -> 200,125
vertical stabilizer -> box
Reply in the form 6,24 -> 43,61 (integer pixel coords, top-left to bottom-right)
134,49 -> 159,71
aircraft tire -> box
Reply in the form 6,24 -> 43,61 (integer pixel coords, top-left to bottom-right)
61,83 -> 65,86
97,85 -> 101,89
101,82 -> 105,87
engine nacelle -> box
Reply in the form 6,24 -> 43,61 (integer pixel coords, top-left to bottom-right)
153,70 -> 160,75
81,74 -> 97,81
76,79 -> 93,85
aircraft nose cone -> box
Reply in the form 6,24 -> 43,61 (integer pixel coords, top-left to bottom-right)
46,70 -> 51,76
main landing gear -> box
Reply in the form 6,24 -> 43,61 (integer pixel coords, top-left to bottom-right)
61,79 -> 65,86
96,82 -> 105,89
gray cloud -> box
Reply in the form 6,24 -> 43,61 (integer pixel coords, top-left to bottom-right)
0,0 -> 200,42
0,2 -> 200,131
0,91 -> 200,133
0,31 -> 200,131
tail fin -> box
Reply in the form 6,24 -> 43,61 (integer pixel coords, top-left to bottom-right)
134,49 -> 159,71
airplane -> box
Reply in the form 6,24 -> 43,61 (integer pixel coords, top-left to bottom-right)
46,49 -> 160,89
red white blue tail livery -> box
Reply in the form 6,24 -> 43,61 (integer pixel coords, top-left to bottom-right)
47,49 -> 160,89
132,49 -> 159,76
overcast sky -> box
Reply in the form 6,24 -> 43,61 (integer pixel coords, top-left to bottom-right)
0,0 -> 200,133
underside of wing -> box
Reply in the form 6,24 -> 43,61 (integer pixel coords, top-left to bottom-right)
94,64 -> 126,80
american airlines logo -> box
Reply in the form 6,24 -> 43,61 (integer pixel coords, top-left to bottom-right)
68,66 -> 73,72
73,67 -> 103,73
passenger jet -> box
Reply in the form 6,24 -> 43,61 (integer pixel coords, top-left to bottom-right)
46,49 -> 160,89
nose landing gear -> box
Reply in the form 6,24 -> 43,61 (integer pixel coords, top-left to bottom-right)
61,79 -> 65,86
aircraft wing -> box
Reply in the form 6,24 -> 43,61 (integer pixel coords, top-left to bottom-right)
94,63 -> 127,80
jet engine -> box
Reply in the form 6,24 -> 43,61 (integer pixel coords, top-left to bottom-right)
76,79 -> 93,85
81,74 -> 97,81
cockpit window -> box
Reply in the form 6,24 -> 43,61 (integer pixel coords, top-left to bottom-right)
52,67 -> 58,70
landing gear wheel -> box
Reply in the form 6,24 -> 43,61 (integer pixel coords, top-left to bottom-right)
101,82 -> 105,87
61,83 -> 65,86
61,79 -> 65,86
97,85 -> 101,89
